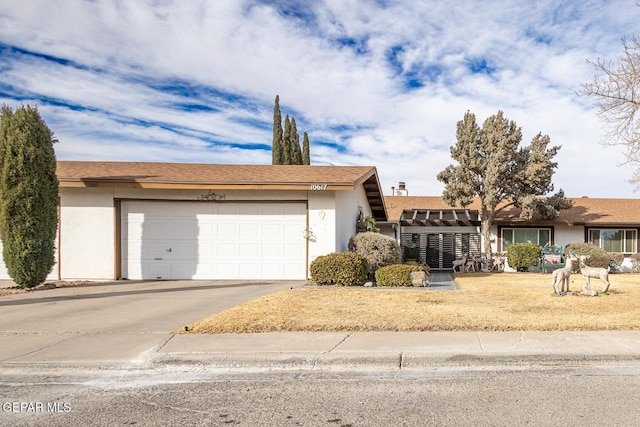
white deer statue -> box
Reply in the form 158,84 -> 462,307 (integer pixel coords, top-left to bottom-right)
452,254 -> 467,273
551,255 -> 574,295
578,255 -> 611,294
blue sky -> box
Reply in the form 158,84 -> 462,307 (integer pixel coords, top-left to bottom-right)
1,0 -> 639,197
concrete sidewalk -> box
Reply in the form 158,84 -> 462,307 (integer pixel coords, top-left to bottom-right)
2,330 -> 640,371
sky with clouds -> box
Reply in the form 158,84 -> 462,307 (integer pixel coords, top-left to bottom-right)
1,0 -> 639,198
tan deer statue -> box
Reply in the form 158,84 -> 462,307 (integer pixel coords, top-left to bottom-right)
578,255 -> 611,294
551,255 -> 574,296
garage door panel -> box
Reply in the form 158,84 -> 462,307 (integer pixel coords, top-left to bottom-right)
146,221 -> 172,239
261,223 -> 282,238
239,223 -> 259,237
216,263 -> 238,277
146,262 -> 171,279
262,243 -> 281,256
239,243 -> 259,257
284,243 -> 304,257
170,221 -> 198,240
283,224 -> 302,239
146,241 -> 172,258
284,263 -> 304,278
171,263 -> 199,279
216,224 -> 238,238
170,242 -> 198,260
216,242 -> 236,256
123,201 -> 306,280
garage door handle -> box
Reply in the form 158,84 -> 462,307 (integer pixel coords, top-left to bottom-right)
166,248 -> 172,252
154,258 -> 163,260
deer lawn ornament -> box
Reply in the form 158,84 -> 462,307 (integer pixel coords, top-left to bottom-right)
464,257 -> 476,272
492,253 -> 506,271
551,256 -> 574,295
578,255 -> 611,294
452,255 -> 467,273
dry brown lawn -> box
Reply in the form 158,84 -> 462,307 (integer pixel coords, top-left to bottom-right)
184,272 -> 640,333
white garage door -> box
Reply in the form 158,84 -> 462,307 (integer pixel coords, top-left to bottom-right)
122,201 -> 307,280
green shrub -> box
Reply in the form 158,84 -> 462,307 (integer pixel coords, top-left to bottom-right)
402,243 -> 421,261
375,264 -> 430,287
507,243 -> 541,272
348,232 -> 402,277
309,252 -> 367,286
564,242 -> 611,271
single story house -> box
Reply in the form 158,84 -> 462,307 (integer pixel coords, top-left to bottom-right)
1,162 -> 638,281
381,195 -> 640,271
0,161 -> 386,281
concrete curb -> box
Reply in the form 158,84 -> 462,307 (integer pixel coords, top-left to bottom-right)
149,351 -> 640,372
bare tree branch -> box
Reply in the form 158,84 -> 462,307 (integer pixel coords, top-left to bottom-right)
579,34 -> 640,186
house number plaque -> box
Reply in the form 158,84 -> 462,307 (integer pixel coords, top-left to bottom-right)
310,184 -> 328,190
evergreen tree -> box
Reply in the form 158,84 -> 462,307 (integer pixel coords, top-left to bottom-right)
272,95 -> 283,165
0,105 -> 58,287
437,110 -> 571,264
270,95 -> 311,165
302,132 -> 310,165
290,117 -> 303,165
282,115 -> 292,165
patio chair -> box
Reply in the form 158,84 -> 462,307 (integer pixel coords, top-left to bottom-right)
540,244 -> 565,273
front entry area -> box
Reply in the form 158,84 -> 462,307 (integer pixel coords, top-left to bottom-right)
398,208 -> 482,271
426,232 -> 481,270
120,201 -> 307,280
403,232 -> 481,270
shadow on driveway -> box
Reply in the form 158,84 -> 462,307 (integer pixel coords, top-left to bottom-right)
0,280 -> 303,307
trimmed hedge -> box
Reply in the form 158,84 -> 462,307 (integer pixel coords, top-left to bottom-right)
348,232 -> 402,277
309,252 -> 368,286
507,243 -> 541,272
375,264 -> 430,287
564,242 -> 611,271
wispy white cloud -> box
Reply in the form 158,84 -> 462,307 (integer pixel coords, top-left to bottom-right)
0,0 -> 639,197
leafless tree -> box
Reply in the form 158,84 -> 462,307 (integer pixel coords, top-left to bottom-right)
579,33 -> 640,186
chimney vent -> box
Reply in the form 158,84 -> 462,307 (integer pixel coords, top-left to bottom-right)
395,182 -> 408,196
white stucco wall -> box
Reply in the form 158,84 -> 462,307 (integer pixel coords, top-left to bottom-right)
307,191 -> 336,270
59,187 -> 115,280
553,226 -> 585,248
335,186 -> 370,252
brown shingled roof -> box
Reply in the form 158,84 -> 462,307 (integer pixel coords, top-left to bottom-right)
384,195 -> 640,226
57,161 -> 377,186
57,161 -> 387,221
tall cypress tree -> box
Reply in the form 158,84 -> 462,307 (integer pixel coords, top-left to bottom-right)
282,115 -> 292,165
0,105 -> 58,287
272,95 -> 283,165
302,132 -> 310,165
290,117 -> 303,165
270,95 -> 311,165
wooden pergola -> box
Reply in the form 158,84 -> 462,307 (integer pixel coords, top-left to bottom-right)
399,209 -> 481,227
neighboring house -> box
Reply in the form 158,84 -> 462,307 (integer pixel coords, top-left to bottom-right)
381,194 -> 640,271
0,161 -> 386,281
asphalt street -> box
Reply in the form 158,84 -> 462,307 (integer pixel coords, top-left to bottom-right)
1,278 -> 640,426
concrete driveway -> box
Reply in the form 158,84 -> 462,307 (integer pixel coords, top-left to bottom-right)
0,280 -> 301,365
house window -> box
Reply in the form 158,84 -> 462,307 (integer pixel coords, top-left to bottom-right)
588,229 -> 637,253
502,228 -> 551,249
